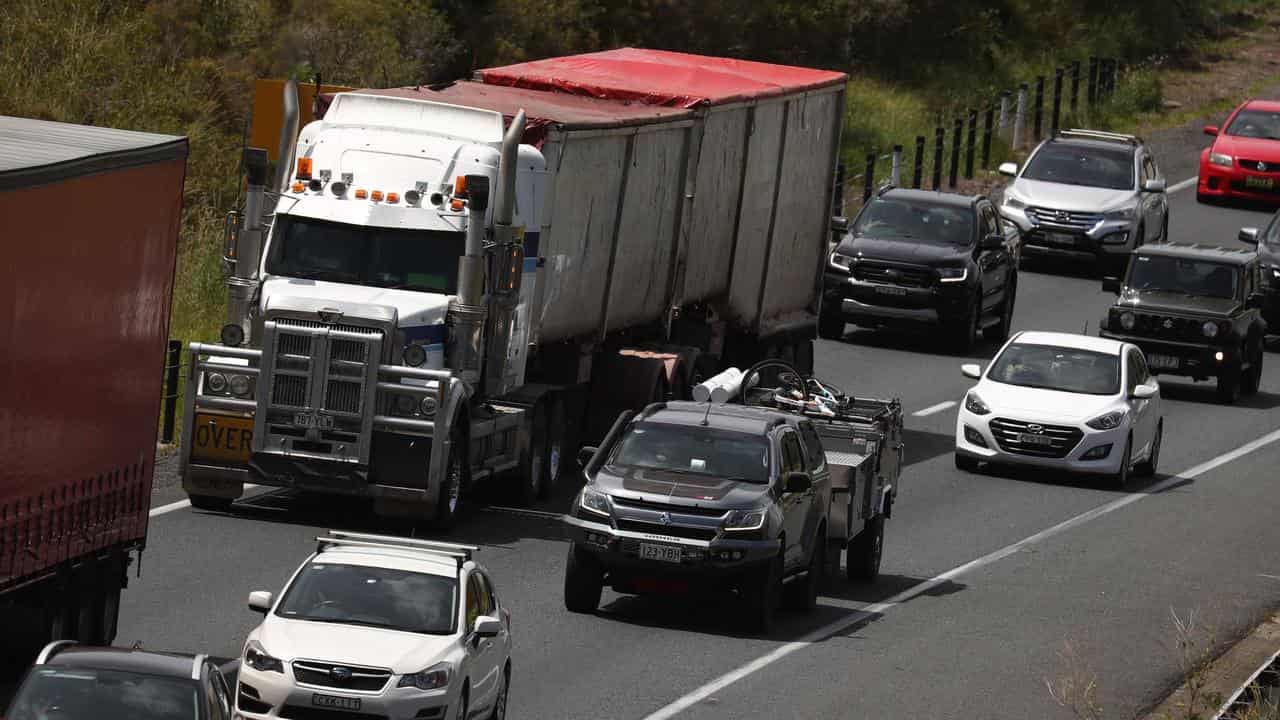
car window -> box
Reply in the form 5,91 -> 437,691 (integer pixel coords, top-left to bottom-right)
275,561 -> 458,635
202,671 -> 225,720
1132,351 -> 1150,387
852,197 -> 974,245
7,668 -> 200,720
1125,351 -> 1141,393
608,421 -> 771,483
1021,143 -> 1135,190
798,421 -> 827,473
1128,255 -> 1239,299
465,574 -> 484,630
1224,108 -> 1280,140
211,669 -> 233,720
477,572 -> 498,615
987,343 -> 1121,395
1264,212 -> 1280,247
979,205 -> 998,237
779,431 -> 805,474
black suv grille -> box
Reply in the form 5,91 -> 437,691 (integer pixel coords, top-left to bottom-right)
292,661 -> 391,692
1129,313 -> 1215,343
1025,207 -> 1104,230
852,261 -> 934,288
989,417 -> 1083,458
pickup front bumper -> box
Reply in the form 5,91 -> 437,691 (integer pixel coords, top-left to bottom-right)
562,514 -> 780,580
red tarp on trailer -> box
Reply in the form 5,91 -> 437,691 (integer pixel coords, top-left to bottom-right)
316,81 -> 694,147
476,47 -> 848,109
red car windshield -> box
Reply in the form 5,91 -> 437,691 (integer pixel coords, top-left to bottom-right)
1225,109 -> 1280,141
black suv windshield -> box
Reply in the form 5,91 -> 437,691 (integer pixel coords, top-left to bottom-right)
1225,109 -> 1280,140
1127,255 -> 1239,299
8,667 -> 198,720
988,344 -> 1120,395
266,216 -> 464,293
609,422 -> 771,483
852,198 -> 973,244
1021,143 -> 1135,190
276,562 -> 457,634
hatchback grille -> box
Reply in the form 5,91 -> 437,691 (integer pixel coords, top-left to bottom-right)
989,417 -> 1083,459
1025,206 -> 1104,230
1235,158 -> 1280,174
292,661 -> 391,693
616,519 -> 718,541
852,261 -> 934,288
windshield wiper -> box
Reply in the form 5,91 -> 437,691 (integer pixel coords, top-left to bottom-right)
289,269 -> 359,283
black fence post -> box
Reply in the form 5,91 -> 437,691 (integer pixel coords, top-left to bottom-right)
162,339 -> 181,444
965,108 -> 977,179
1070,60 -> 1081,114
863,152 -> 875,201
982,104 -> 994,170
913,135 -> 925,188
949,117 -> 962,188
833,162 -> 845,216
1052,67 -> 1064,134
932,126 -> 944,190
1087,56 -> 1099,106
1104,58 -> 1117,99
1033,76 -> 1045,140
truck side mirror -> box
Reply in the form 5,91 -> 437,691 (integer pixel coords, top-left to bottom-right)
998,162 -> 1018,177
783,471 -> 812,494
1102,277 -> 1122,294
247,591 -> 273,614
1238,227 -> 1259,245
578,446 -> 598,471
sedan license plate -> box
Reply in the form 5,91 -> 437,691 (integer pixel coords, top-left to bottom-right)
1147,353 -> 1180,370
1245,176 -> 1276,190
1018,433 -> 1056,447
639,543 -> 683,564
1047,232 -> 1076,247
312,694 -> 361,711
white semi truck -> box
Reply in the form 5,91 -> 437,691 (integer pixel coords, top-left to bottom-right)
180,49 -> 847,529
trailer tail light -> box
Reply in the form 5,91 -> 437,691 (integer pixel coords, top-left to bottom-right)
296,157 -> 313,180
354,189 -> 368,199
371,190 -> 384,202
386,192 -> 399,203
291,182 -> 305,193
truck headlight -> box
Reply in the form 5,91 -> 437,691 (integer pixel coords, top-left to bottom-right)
963,391 -> 990,416
1202,320 -> 1219,338
419,395 -> 438,417
579,487 -> 612,517
1209,152 -> 1233,167
1086,410 -> 1126,430
397,662 -> 451,691
230,375 -> 252,398
244,641 -> 284,674
937,267 -> 968,283
394,394 -> 417,415
829,252 -> 855,272
724,508 -> 767,531
1119,311 -> 1136,331
403,343 -> 427,367
221,323 -> 245,347
206,372 -> 228,394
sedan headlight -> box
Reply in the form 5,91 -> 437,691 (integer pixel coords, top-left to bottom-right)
829,252 -> 855,272
1209,152 -> 1233,167
724,508 -> 767,532
1104,207 -> 1135,220
579,486 -> 612,517
398,662 -> 452,691
1202,320 -> 1219,338
964,391 -> 990,416
1119,311 -> 1136,331
937,267 -> 968,283
244,641 -> 284,674
1086,410 -> 1126,430
1003,195 -> 1026,210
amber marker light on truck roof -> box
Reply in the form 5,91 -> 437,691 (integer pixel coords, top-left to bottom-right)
296,157 -> 313,180
371,190 -> 384,202
291,182 -> 305,193
354,189 -> 368,199
450,199 -> 464,211
386,192 -> 399,203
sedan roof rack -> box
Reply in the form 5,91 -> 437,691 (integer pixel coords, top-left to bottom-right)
315,530 -> 479,569
1055,128 -> 1143,146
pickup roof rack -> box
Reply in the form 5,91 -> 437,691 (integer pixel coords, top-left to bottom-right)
315,530 -> 480,569
1055,128 -> 1143,146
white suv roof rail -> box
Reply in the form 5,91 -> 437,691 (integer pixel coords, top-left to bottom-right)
315,530 -> 480,568
1056,128 -> 1143,146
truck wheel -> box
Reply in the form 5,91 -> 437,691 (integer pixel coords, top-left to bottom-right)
847,517 -> 884,583
564,543 -> 604,613
1242,341 -> 1263,396
428,429 -> 466,531
983,278 -> 1016,342
188,494 -> 233,512
1216,366 -> 1242,405
818,310 -> 844,341
784,530 -> 825,613
793,339 -> 815,376
742,551 -> 783,634
1135,422 -> 1161,478
517,403 -> 553,506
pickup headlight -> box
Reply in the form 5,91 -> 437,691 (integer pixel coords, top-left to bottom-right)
1003,195 -> 1026,210
1202,320 -> 1220,338
244,641 -> 284,674
579,486 -> 612,517
398,662 -> 452,691
829,252 -> 855,272
1209,152 -> 1233,167
937,267 -> 968,283
1086,410 -> 1126,430
724,508 -> 767,532
963,391 -> 990,416
1104,207 -> 1135,220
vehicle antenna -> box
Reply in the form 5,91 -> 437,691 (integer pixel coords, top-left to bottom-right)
1083,320 -> 1088,335
701,401 -> 713,426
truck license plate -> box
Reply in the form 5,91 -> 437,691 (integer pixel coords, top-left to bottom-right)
190,413 -> 253,464
312,694 -> 361,711
639,543 -> 683,563
1018,433 -> 1055,447
295,412 -> 335,430
1146,353 -> 1179,370
874,286 -> 907,296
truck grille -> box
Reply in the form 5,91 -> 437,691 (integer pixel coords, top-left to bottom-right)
852,261 -> 934,288
989,417 -> 1083,458
1025,207 -> 1104,230
272,374 -> 309,407
292,661 -> 391,692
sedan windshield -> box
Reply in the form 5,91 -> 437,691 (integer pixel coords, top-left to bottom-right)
609,422 -> 771,483
1126,255 -> 1239,299
266,216 -> 464,293
852,198 -> 973,244
8,668 -> 198,720
1021,144 -> 1134,190
276,562 -> 457,635
987,344 -> 1120,395
1225,109 -> 1280,140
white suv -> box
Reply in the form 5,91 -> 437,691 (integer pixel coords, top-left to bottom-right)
235,531 -> 511,720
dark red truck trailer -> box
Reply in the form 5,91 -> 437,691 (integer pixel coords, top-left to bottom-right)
0,116 -> 187,666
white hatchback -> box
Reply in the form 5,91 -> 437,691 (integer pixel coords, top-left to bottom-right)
235,531 -> 511,720
954,330 -> 1163,486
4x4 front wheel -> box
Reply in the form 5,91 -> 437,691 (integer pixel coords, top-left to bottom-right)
742,551 -> 783,633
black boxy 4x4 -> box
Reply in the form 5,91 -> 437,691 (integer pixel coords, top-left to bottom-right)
1098,242 -> 1268,404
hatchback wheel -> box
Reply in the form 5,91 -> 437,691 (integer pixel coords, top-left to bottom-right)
1111,435 -> 1133,489
1242,341 -> 1263,396
1135,422 -> 1161,478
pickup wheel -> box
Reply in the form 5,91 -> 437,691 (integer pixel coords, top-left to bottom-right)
983,277 -> 1016,342
784,529 -> 825,613
818,309 -> 845,341
1242,339 -> 1263,396
743,550 -> 783,634
847,517 -> 884,583
188,494 -> 233,512
950,296 -> 980,354
564,543 -> 604,613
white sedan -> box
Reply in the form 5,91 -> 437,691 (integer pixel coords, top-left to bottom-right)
954,331 -> 1163,486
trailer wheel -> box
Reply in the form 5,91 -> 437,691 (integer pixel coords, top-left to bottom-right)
824,538 -> 843,583
847,517 -> 884,583
563,543 -> 604,613
188,494 -> 233,512
99,580 -> 122,646
517,398 -> 565,505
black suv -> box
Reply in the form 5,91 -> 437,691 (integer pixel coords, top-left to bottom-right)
1099,242 -> 1268,403
561,400 -> 831,633
1239,209 -> 1280,330
821,187 -> 1020,352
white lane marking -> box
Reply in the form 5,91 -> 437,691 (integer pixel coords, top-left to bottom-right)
150,483 -> 261,517
1169,175 -> 1197,194
642,427 -> 1280,720
483,505 -> 565,520
913,401 -> 957,417
1259,573 -> 1280,581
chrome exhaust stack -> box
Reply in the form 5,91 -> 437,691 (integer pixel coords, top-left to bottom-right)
483,110 -> 527,395
448,174 -> 491,385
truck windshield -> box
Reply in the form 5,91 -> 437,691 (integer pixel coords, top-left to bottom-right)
1126,255 -> 1239,299
275,562 -> 457,635
608,422 -> 771,483
852,198 -> 973,245
987,344 -> 1120,396
1021,144 -> 1134,190
7,667 -> 198,720
266,216 -> 464,294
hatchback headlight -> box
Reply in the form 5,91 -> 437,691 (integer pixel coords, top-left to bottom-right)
1202,321 -> 1219,338
964,391 -> 990,416
937,267 -> 968,283
829,252 -> 855,272
244,641 -> 283,674
579,486 -> 612,517
1209,152 -> 1233,167
1086,410 -> 1126,430
724,508 -> 767,532
398,662 -> 451,691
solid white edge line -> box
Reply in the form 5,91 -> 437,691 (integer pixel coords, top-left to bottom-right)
1212,645 -> 1280,719
149,483 -> 262,517
913,401 -> 957,417
1169,175 -> 1197,194
642,427 -> 1280,720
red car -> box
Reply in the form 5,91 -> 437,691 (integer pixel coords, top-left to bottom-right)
1197,99 -> 1280,204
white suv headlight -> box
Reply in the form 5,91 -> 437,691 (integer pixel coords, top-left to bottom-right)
398,661 -> 452,691
1104,207 -> 1135,220
1085,410 -> 1126,430
1003,195 -> 1026,210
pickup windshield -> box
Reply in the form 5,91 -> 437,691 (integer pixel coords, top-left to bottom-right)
1021,143 -> 1134,190
1127,255 -> 1239,300
275,562 -> 457,635
853,198 -> 973,245
266,216 -> 464,293
1225,109 -> 1280,140
609,422 -> 771,483
7,668 -> 198,720
987,344 -> 1120,396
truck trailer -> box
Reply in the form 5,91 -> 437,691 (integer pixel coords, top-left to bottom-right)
180,49 -> 847,530
0,117 -> 187,665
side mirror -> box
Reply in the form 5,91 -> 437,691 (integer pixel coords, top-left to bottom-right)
783,471 -> 812,494
473,616 -> 502,639
961,363 -> 982,380
981,233 -> 1004,250
1238,227 -> 1259,245
830,216 -> 849,233
1142,178 -> 1167,193
247,591 -> 273,614
1247,292 -> 1266,309
1102,277 -> 1122,294
998,162 -> 1018,177
1204,125 -> 1219,136
577,446 -> 598,471
1131,383 -> 1157,400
